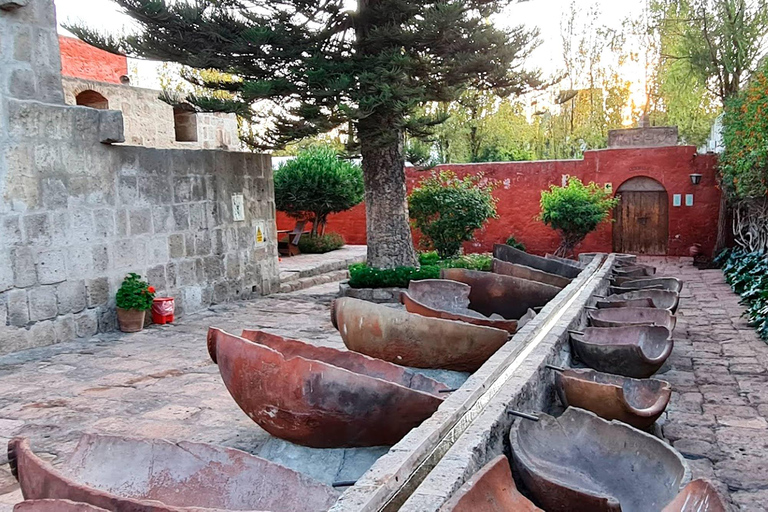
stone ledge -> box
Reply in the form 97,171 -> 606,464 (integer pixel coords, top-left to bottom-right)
278,270 -> 349,294
338,281 -> 404,303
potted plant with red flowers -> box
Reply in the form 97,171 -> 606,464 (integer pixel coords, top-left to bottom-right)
115,273 -> 155,333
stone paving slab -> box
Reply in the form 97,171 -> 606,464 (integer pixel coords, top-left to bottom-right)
644,257 -> 768,512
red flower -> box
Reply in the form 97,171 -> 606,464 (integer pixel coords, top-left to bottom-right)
147,286 -> 156,294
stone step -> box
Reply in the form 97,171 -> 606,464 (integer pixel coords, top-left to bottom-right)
278,269 -> 350,294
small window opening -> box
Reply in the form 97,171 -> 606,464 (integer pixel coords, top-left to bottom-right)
75,90 -> 109,109
173,106 -> 198,142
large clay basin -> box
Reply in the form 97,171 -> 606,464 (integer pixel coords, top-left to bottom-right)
570,326 -> 673,378
509,407 -> 690,512
401,279 -> 520,333
208,327 -> 448,447
8,435 -> 339,511
554,368 -> 671,429
662,479 -> 728,512
597,290 -> 679,313
14,501 -> 109,512
332,297 -> 509,372
492,259 -> 571,289
441,455 -> 542,512
493,244 -> 582,279
440,268 -> 561,320
612,277 -> 684,294
588,307 -> 677,331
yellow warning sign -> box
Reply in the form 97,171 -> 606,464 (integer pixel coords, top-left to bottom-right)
256,225 -> 264,243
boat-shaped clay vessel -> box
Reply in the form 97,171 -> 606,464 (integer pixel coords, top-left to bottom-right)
441,455 -> 542,512
553,368 -> 671,429
8,435 -> 339,511
492,259 -> 571,289
570,326 -> 673,378
588,307 -> 676,331
401,279 -> 520,333
440,268 -> 561,320
597,289 -> 679,313
662,479 -> 728,512
546,253 -> 586,269
612,277 -> 684,294
509,407 -> 690,512
14,501 -> 109,512
493,244 -> 582,279
332,297 -> 509,372
208,327 -> 448,447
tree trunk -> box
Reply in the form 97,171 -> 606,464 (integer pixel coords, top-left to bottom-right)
359,123 -> 418,269
714,193 -> 730,255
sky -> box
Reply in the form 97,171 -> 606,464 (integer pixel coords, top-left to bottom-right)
53,0 -> 648,104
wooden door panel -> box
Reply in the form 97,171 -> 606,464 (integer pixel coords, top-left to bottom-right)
613,191 -> 668,255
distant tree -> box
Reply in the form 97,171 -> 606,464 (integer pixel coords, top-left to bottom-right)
68,0 -> 540,269
539,178 -> 619,257
274,147 -> 364,236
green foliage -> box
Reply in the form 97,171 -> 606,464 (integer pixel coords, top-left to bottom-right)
720,249 -> 768,340
348,264 -> 440,289
115,273 -> 155,311
720,61 -> 768,200
506,236 -> 526,252
408,171 -> 498,259
274,147 -> 363,235
539,178 -> 619,256
297,233 -> 345,254
418,251 -> 492,271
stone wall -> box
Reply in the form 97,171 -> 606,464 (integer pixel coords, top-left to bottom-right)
0,0 -> 279,356
0,0 -> 63,103
62,77 -> 241,151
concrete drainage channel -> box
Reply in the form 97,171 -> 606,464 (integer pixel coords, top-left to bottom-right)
331,254 -> 614,511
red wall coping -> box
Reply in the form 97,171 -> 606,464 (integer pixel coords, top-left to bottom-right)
277,145 -> 721,258
59,35 -> 128,84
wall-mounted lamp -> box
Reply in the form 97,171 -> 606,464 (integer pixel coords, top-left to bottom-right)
689,173 -> 702,185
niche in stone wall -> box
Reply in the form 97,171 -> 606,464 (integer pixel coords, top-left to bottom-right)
76,90 -> 109,109
173,106 -> 198,142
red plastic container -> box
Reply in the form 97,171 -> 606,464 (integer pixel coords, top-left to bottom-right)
151,297 -> 175,324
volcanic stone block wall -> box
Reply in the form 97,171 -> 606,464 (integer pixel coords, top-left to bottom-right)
61,77 -> 242,151
0,0 -> 279,355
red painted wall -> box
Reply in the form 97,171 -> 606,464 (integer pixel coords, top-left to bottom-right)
277,146 -> 721,257
59,36 -> 128,84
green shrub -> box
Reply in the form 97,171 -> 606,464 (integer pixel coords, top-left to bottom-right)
298,233 -> 345,254
720,249 -> 768,341
418,251 -> 492,271
274,147 -> 364,236
506,236 -> 526,252
348,264 -> 440,289
115,273 -> 155,311
539,178 -> 618,257
408,170 -> 498,259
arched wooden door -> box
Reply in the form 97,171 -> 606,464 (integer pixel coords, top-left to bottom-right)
613,177 -> 669,255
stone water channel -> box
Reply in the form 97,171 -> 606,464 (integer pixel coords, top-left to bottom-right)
2,253 -> 713,511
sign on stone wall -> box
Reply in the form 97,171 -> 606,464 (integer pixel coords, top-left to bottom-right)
607,126 -> 678,149
255,221 -> 266,245
232,194 -> 245,222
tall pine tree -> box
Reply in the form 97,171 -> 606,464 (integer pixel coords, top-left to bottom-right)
69,0 -> 540,268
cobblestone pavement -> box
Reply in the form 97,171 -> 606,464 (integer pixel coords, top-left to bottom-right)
648,257 -> 768,511
1,258 -> 767,510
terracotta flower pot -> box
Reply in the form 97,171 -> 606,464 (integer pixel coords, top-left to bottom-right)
117,308 -> 146,333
